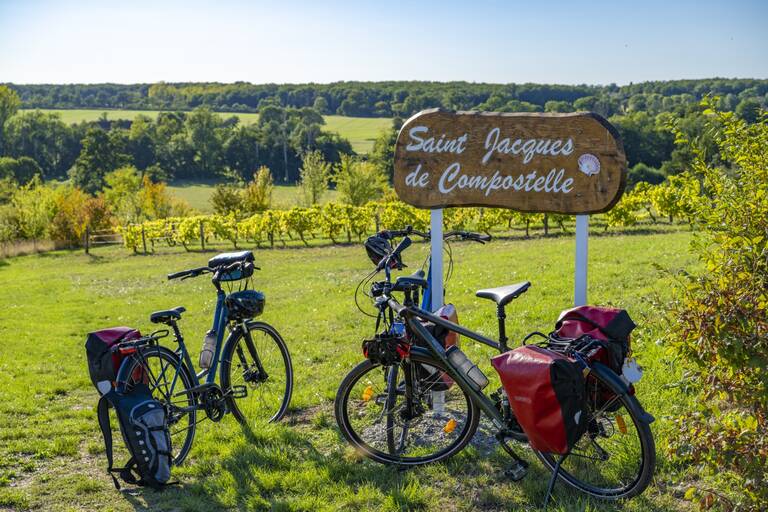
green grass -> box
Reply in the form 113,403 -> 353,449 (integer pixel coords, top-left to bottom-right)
0,231 -> 699,511
21,109 -> 392,154
166,182 -> 340,213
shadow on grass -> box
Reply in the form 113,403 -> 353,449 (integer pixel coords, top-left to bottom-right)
121,418 -> 682,512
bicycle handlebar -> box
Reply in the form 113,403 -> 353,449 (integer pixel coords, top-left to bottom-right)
167,266 -> 211,280
377,226 -> 491,244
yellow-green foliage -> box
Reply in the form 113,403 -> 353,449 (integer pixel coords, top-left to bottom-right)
116,178 -> 697,253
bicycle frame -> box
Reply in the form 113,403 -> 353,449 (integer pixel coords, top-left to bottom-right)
393,301 -> 510,430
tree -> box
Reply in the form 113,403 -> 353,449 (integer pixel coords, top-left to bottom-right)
138,175 -> 173,219
369,125 -> 397,182
627,163 -> 665,188
242,166 -> 274,213
735,98 -> 762,123
11,176 -> 55,248
544,100 -> 574,112
0,85 -> 20,154
297,150 -> 331,205
4,111 -> 79,179
0,156 -> 42,184
128,114 -> 157,171
103,166 -> 143,223
223,125 -> 262,180
312,96 -> 329,114
70,128 -> 130,194
334,155 -> 386,206
186,107 -> 225,178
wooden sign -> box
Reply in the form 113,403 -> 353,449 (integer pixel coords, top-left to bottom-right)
393,109 -> 627,214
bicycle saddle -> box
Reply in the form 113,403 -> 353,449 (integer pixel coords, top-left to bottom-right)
475,281 -> 531,307
150,306 -> 187,324
393,269 -> 428,292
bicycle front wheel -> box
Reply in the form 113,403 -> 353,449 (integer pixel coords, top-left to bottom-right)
335,353 -> 480,466
119,345 -> 197,465
534,368 -> 656,500
220,321 -> 293,424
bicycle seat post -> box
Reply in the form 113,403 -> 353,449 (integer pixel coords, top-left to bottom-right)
497,304 -> 509,352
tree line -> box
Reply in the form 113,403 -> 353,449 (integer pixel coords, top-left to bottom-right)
0,87 -> 354,188
5,79 -> 767,119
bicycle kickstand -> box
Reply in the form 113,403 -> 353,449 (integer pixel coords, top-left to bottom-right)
496,433 -> 528,481
542,452 -> 569,509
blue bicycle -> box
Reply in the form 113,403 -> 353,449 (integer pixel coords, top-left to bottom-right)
114,250 -> 293,464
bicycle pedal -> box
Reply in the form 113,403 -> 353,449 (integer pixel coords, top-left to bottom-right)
231,385 -> 247,399
505,461 -> 528,481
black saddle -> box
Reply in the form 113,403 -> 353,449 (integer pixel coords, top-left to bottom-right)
150,306 -> 186,324
393,269 -> 428,292
475,281 -> 531,307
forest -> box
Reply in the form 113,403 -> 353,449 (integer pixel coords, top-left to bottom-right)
0,78 -> 766,207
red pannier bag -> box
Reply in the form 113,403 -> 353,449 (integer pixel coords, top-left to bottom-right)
491,345 -> 588,454
553,306 -> 635,372
85,327 -> 143,395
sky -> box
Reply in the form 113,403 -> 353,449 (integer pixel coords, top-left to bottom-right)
0,0 -> 766,85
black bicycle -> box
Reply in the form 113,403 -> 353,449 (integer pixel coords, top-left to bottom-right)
334,230 -> 655,502
114,250 -> 293,464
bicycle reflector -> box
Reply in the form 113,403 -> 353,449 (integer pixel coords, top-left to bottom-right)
364,235 -> 402,269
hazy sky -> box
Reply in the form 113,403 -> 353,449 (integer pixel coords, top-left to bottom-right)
1,0 -> 766,85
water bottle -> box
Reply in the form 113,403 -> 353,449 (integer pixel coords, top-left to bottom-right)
446,346 -> 489,391
431,390 -> 446,413
199,329 -> 217,369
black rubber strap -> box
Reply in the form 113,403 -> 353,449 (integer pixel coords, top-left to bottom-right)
96,396 -> 121,490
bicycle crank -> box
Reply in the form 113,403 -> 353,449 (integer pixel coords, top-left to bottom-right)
201,386 -> 227,422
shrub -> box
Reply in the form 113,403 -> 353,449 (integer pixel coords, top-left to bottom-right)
242,166 -> 274,213
666,103 -> 768,509
211,184 -> 244,216
297,150 -> 331,206
49,186 -> 90,246
334,155 -> 386,206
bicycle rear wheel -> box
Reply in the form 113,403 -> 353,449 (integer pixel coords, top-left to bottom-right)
534,369 -> 656,500
119,345 -> 197,465
335,353 -> 479,466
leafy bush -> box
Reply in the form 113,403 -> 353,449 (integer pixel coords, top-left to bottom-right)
242,166 -> 274,213
210,184 -> 244,216
334,155 -> 386,206
297,150 -> 330,206
666,103 -> 768,509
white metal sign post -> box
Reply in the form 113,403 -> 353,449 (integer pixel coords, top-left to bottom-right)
430,209 -> 444,311
574,215 -> 589,306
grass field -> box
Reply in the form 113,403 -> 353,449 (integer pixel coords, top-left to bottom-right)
0,231 -> 699,511
20,109 -> 392,154
167,182 -> 340,213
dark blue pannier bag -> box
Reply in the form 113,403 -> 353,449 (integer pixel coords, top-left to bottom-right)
97,383 -> 173,489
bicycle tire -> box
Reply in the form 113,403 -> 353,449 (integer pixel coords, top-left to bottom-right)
118,345 -> 197,465
220,320 -> 293,424
335,353 -> 480,466
534,370 -> 656,500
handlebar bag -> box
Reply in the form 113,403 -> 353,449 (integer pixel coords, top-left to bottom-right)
85,327 -> 142,395
491,345 -> 588,454
553,306 -> 636,372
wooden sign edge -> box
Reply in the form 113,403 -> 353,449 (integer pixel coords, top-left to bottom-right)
394,108 -> 628,215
